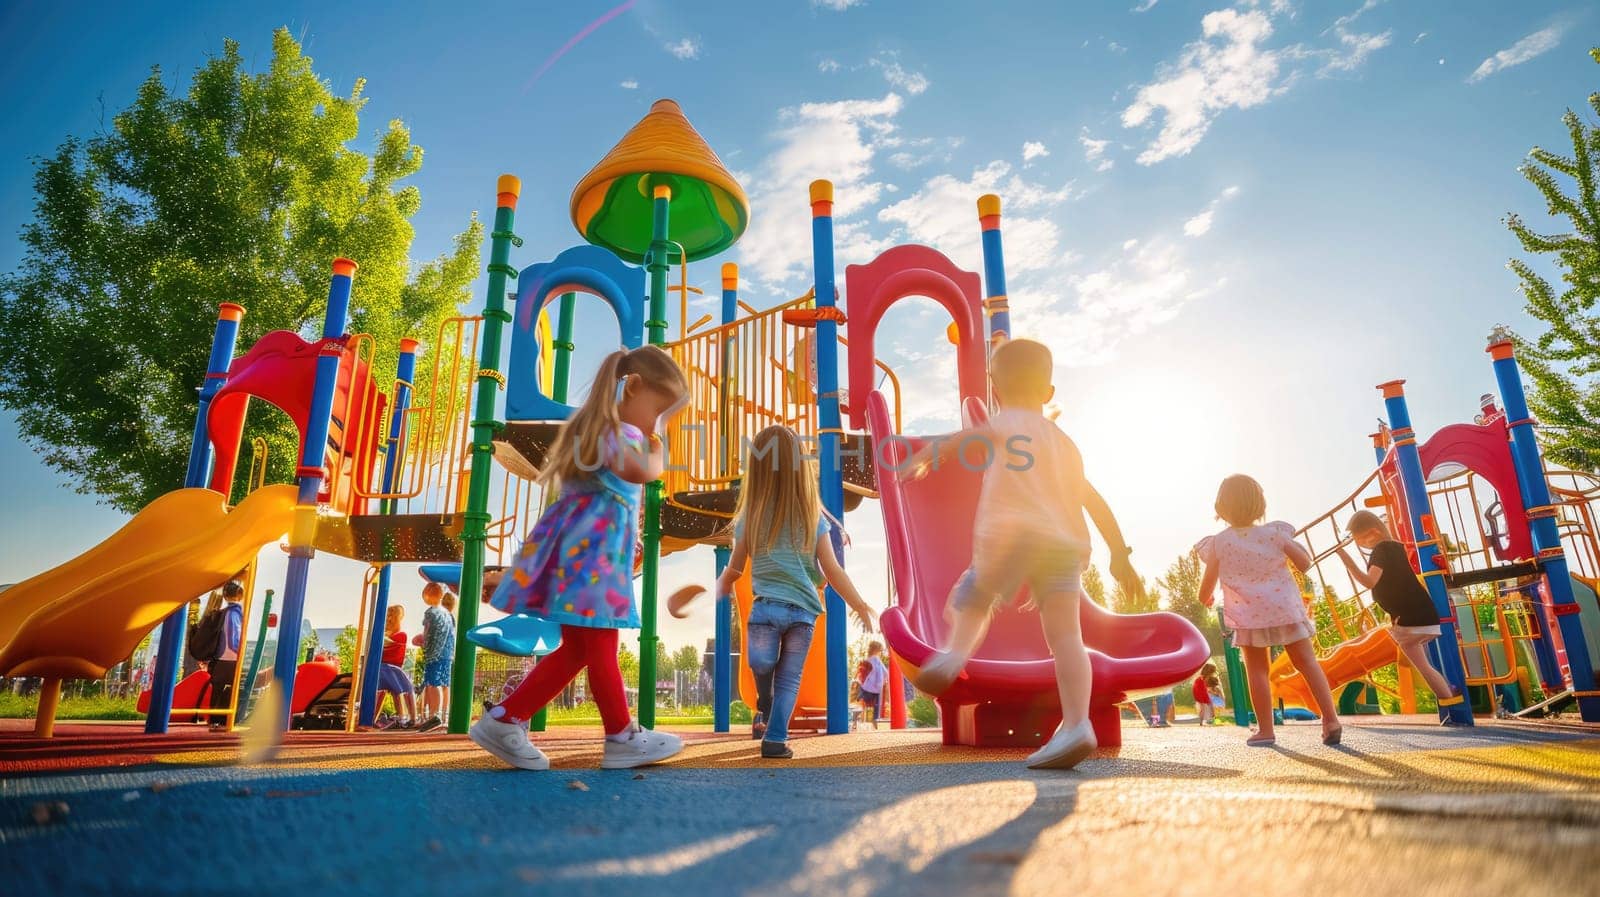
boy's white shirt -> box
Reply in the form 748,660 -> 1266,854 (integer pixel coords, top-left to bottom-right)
973,408 -> 1092,553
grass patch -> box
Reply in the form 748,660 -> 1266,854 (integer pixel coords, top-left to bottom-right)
0,692 -> 143,720
542,703 -> 715,726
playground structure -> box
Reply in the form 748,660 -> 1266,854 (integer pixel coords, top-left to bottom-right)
1,98 -> 1212,744
1270,334 -> 1600,725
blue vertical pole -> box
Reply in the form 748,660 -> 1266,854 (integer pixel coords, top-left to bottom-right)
713,262 -> 739,734
1487,338 -> 1600,721
809,180 -> 848,735
976,194 -> 1011,344
271,258 -> 358,732
1378,380 -> 1474,726
358,338 -> 418,726
147,302 -> 246,734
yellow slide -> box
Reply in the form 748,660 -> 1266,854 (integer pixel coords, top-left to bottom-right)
0,485 -> 296,733
1269,627 -> 1398,709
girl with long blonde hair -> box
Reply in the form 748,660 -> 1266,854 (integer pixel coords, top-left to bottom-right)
472,345 -> 691,771
715,425 -> 877,759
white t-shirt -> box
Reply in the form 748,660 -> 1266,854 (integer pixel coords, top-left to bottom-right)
1194,522 -> 1309,630
971,408 -> 1091,552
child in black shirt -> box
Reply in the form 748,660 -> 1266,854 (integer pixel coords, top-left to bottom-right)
1338,510 -> 1459,704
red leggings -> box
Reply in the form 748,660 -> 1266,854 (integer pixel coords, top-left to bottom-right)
495,625 -> 631,735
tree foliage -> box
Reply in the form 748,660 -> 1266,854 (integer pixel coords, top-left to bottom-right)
335,625 -> 360,674
1108,575 -> 1160,615
1506,48 -> 1600,469
671,644 -> 703,676
0,29 -> 481,512
1081,565 -> 1107,606
1157,551 -> 1224,654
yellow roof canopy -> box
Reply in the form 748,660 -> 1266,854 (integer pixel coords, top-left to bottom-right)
570,99 -> 749,263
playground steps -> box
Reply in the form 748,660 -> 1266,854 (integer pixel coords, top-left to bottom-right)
1511,688 -> 1574,719
491,421 -> 563,481
312,512 -> 465,563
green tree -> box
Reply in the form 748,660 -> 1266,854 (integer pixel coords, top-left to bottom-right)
1157,551 -> 1223,654
299,625 -> 320,662
0,28 -> 481,512
671,644 -> 702,676
653,641 -> 672,686
616,644 -> 639,691
1505,48 -> 1600,469
1109,577 -> 1160,615
1082,565 -> 1107,606
335,625 -> 360,674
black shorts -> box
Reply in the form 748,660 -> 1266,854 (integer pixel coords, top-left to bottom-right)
859,690 -> 880,707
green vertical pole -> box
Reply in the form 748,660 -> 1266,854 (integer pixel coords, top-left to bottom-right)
1220,609 -> 1251,727
449,175 -> 520,735
236,590 -> 273,722
551,292 -> 577,401
638,180 -> 672,728
524,294 -> 577,734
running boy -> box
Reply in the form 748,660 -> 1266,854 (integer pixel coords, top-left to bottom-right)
1338,510 -> 1461,706
903,338 -> 1138,769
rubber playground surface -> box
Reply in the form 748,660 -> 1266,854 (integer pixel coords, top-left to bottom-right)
2,715 -> 1597,897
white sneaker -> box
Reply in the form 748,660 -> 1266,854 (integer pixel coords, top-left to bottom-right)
469,714 -> 549,770
601,724 -> 684,769
1026,719 -> 1097,770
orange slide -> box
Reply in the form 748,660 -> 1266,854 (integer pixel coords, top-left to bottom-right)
1269,627 -> 1398,709
0,485 -> 296,735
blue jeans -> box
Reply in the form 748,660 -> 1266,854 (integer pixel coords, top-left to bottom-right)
746,598 -> 816,744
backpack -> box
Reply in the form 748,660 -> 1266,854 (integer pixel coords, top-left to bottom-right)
189,610 -> 224,664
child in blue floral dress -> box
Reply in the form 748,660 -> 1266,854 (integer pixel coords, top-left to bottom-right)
469,345 -> 689,771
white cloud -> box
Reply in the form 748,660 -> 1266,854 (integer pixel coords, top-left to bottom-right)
814,0 -> 863,9
1133,0 -> 1159,12
818,58 -> 841,73
1036,240 -> 1223,365
1122,3 -> 1391,164
1079,131 -> 1114,172
871,57 -> 930,95
1183,185 -> 1241,237
1182,210 -> 1216,237
1413,32 -> 1428,45
1468,26 -> 1564,84
877,161 -> 1077,276
1108,41 -> 1128,54
1122,8 -> 1287,165
1329,0 -> 1382,31
664,37 -> 701,60
1022,141 -> 1050,165
620,78 -> 639,90
1317,27 -> 1392,76
736,94 -> 905,287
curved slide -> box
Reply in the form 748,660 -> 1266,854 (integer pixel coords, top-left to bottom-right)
866,391 -> 1210,748
1269,626 -> 1398,710
0,485 -> 297,690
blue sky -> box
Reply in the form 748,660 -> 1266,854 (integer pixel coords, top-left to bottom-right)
1,0 -> 1596,653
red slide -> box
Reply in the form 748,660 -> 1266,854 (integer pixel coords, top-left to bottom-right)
868,391 -> 1210,748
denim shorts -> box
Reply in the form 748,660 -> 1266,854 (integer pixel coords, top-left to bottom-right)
950,535 -> 1082,615
422,656 -> 452,687
377,663 -> 413,696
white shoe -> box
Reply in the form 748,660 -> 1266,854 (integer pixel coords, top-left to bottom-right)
601,724 -> 684,769
469,714 -> 549,770
1026,719 -> 1097,770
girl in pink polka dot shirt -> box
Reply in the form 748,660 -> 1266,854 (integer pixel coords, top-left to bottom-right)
1195,474 -> 1342,747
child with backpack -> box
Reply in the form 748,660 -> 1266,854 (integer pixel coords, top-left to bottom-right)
190,580 -> 245,732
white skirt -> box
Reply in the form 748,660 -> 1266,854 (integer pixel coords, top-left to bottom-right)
1231,619 -> 1317,648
